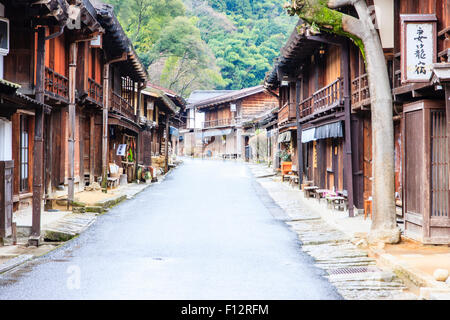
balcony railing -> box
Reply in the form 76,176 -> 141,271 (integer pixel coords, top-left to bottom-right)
299,78 -> 343,119
109,90 -> 136,122
392,53 -> 402,89
202,118 -> 233,129
278,102 -> 297,125
45,67 -> 68,100
88,78 -> 103,105
299,97 -> 313,118
352,73 -> 370,110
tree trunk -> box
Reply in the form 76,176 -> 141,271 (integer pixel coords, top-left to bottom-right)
288,0 -> 400,243
363,29 -> 400,244
351,0 -> 400,244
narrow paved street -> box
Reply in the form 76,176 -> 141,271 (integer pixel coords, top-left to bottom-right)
0,159 -> 341,300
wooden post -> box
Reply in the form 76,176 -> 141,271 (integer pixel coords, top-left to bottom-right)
136,83 -> 142,180
102,64 -> 110,192
342,40 -> 355,217
256,124 -> 259,163
165,115 -> 170,173
445,83 -> 450,219
30,27 -> 46,246
296,79 -> 303,188
68,42 -> 77,204
44,112 -> 53,210
89,113 -> 95,184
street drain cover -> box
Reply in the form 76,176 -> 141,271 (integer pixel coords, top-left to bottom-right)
327,267 -> 378,275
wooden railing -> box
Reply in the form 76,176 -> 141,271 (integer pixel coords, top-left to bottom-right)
299,78 -> 343,119
299,97 -> 313,118
392,53 -> 402,89
278,103 -> 289,124
438,27 -> 449,63
109,90 -> 135,121
202,118 -> 232,129
352,73 -> 370,110
278,102 -> 297,124
45,67 -> 68,100
88,78 -> 103,105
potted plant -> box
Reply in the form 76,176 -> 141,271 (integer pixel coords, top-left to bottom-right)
278,150 -> 292,175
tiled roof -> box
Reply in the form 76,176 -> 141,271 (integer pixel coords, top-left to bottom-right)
187,90 -> 236,106
194,85 -> 267,110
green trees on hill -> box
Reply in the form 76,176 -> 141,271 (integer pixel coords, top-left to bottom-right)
103,0 -> 295,96
187,0 -> 295,90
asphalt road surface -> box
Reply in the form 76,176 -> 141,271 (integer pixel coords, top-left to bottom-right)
0,159 -> 341,299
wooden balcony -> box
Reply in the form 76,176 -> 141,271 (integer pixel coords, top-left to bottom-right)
45,67 -> 68,101
203,118 -> 233,129
352,73 -> 370,110
278,103 -> 297,125
88,78 -> 103,106
109,90 -> 136,122
299,78 -> 344,122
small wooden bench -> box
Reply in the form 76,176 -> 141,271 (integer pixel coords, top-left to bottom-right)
315,189 -> 334,203
107,177 -> 119,189
326,196 -> 347,211
304,186 -> 319,198
282,174 -> 298,183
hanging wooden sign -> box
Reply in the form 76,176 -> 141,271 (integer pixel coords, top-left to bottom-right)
400,14 -> 437,83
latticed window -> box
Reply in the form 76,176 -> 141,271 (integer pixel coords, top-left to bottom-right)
20,115 -> 29,192
431,110 -> 448,218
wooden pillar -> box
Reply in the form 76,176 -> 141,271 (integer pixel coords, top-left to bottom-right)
136,83 -> 142,179
149,127 -> 152,166
30,27 -> 45,245
446,83 -> 450,210
165,115 -> 170,173
296,79 -> 303,188
44,111 -> 52,209
256,124 -> 260,162
68,42 -> 77,204
136,82 -> 142,119
101,64 -> 110,191
342,40 -> 355,217
89,113 -> 95,184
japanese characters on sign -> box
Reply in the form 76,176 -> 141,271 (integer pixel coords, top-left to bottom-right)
401,15 -> 437,83
406,23 -> 434,81
116,144 -> 127,156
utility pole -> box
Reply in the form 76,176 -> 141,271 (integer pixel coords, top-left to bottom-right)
165,115 -> 170,173
68,42 -> 77,206
101,63 -> 110,192
29,27 -> 46,246
295,79 -> 303,189
342,40 -> 355,217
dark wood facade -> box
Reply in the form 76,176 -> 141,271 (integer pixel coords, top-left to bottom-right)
0,0 -> 184,242
195,86 -> 278,158
266,0 -> 450,244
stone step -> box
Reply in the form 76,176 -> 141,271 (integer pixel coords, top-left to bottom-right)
317,262 -> 377,270
0,254 -> 34,274
327,272 -> 399,283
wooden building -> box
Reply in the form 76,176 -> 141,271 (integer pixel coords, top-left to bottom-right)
180,90 -> 234,158
0,0 -> 73,243
266,20 -> 355,214
94,2 -> 148,184
194,85 -> 278,159
0,0 -> 185,244
265,0 -> 450,244
141,83 -> 184,173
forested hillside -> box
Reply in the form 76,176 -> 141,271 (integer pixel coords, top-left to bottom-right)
103,0 -> 295,97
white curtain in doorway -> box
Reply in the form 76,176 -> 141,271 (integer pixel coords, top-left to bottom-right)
0,117 -> 12,161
